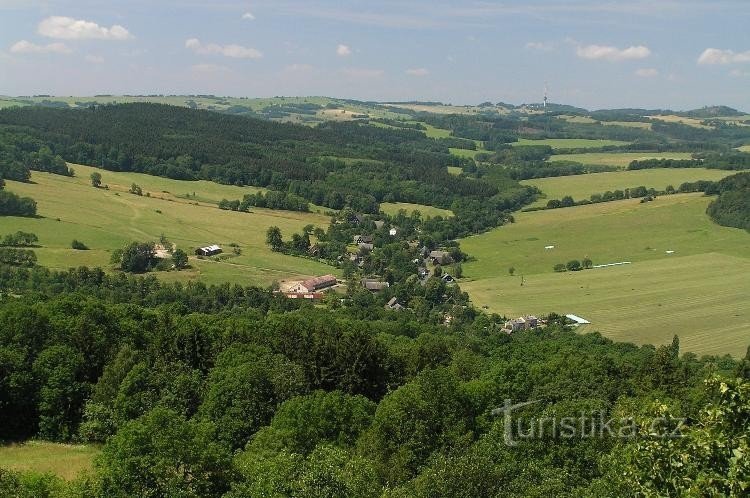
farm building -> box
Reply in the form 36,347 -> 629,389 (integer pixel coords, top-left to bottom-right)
195,244 -> 222,256
385,297 -> 403,311
300,274 -> 338,292
374,220 -> 385,229
353,235 -> 373,244
429,250 -> 453,265
361,278 -> 390,292
358,243 -> 374,253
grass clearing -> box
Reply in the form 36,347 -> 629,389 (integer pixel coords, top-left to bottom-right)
1,165 -> 337,286
737,145 -> 750,152
449,147 -> 482,159
650,115 -> 713,129
447,166 -> 463,176
380,202 -> 454,218
513,138 -> 630,149
0,441 -> 100,480
522,168 -> 733,208
460,194 -> 750,356
550,151 -> 693,168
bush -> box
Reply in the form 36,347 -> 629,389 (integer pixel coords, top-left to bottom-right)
566,260 -> 582,271
553,263 -> 567,272
71,239 -> 89,250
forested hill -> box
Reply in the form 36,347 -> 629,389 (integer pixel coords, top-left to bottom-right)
0,104 -> 529,220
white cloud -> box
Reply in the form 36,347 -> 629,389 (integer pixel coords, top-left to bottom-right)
336,44 -> 352,56
525,41 -> 554,51
85,54 -> 104,63
341,68 -> 384,78
242,12 -> 255,20
9,39 -> 72,54
576,44 -> 651,61
697,48 -> 750,65
38,16 -> 131,40
191,63 -> 230,73
635,67 -> 658,77
185,38 -> 262,59
405,67 -> 429,76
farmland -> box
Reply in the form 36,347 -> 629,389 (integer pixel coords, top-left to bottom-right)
0,164 -> 336,286
522,167 -> 733,208
0,442 -> 99,480
512,138 -> 630,149
550,151 -> 694,168
460,193 -> 750,356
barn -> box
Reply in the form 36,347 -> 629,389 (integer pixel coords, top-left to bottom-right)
195,244 -> 222,256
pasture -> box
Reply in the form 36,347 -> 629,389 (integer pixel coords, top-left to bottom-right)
0,165 -> 337,286
522,168 -> 733,208
550,151 -> 693,168
650,114 -> 713,129
380,202 -> 454,218
460,194 -> 750,356
0,441 -> 100,480
512,138 -> 630,149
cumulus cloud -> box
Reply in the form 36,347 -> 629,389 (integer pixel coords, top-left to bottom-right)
576,44 -> 651,61
242,12 -> 255,20
38,16 -> 131,40
341,68 -> 384,78
405,67 -> 429,76
336,44 -> 352,56
635,67 -> 658,77
85,54 -> 104,63
185,38 -> 262,59
10,39 -> 72,54
697,48 -> 750,65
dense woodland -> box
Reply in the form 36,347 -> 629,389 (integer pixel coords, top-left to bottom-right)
0,263 -> 747,497
706,172 -> 750,231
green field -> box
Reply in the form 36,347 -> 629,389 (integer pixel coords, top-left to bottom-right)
447,166 -> 463,176
0,441 -> 100,480
0,165 -> 337,286
522,168 -> 733,208
380,202 -> 454,218
550,151 -> 693,168
513,138 -> 630,149
738,145 -> 750,152
460,194 -> 750,356
449,147 -> 482,159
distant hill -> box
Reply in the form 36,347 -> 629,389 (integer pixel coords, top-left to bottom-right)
680,106 -> 744,118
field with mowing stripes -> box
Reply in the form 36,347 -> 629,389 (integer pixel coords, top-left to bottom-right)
522,168 -> 734,208
460,194 -> 750,356
0,442 -> 100,480
0,164 -> 336,286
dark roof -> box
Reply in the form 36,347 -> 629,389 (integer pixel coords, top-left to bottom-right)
302,274 -> 337,290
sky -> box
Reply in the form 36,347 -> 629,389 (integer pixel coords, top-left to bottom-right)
1,0 -> 749,110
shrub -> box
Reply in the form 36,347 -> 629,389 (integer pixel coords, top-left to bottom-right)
71,239 -> 89,250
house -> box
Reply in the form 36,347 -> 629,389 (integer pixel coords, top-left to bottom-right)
361,278 -> 390,292
418,267 -> 429,279
300,274 -> 337,293
389,227 -> 398,236
429,250 -> 453,265
503,315 -> 540,333
385,297 -> 403,311
441,274 -> 455,283
374,220 -> 385,230
353,235 -> 373,245
284,292 -> 323,300
347,213 -> 365,225
195,244 -> 222,256
308,244 -> 321,257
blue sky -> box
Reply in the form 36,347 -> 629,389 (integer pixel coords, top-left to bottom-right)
1,0 -> 749,110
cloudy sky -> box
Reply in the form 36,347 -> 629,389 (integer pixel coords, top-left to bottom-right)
1,0 -> 749,110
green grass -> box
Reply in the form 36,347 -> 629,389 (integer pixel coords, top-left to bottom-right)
421,124 -> 452,139
380,202 -> 454,218
513,138 -> 630,149
0,441 -> 100,480
1,165 -> 337,286
738,145 -> 750,152
449,147 -> 482,159
447,166 -> 463,176
522,168 -> 734,208
460,194 -> 750,356
550,151 -> 693,168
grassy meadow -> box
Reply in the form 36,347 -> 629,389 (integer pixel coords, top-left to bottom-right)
513,138 -> 630,149
1,165 -> 337,286
522,168 -> 734,208
0,442 -> 100,480
460,193 -> 750,356
380,202 -> 454,218
550,151 -> 693,168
